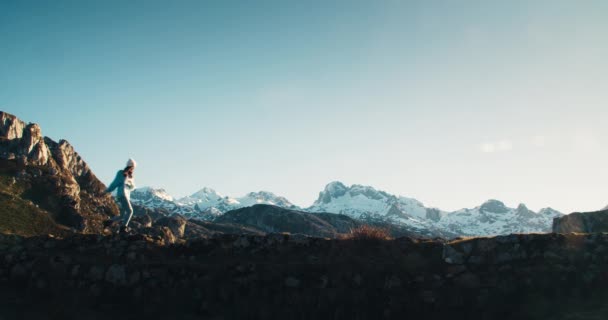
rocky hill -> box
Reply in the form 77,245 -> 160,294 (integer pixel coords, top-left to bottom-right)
2,232 -> 608,319
214,205 -> 358,238
552,209 -> 608,233
0,111 -> 118,234
214,204 -> 450,239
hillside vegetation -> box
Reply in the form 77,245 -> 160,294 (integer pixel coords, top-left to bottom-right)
0,173 -> 68,236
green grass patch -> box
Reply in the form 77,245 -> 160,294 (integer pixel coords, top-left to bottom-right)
0,170 -> 68,237
0,191 -> 68,236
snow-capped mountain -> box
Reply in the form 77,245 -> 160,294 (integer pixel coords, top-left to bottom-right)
131,181 -> 563,237
132,187 -> 174,202
237,191 -> 297,209
176,188 -> 298,213
130,187 -> 198,218
305,182 -> 563,237
308,181 -> 443,221
306,181 -> 449,237
131,187 -> 297,220
438,200 -> 564,236
176,187 -> 237,213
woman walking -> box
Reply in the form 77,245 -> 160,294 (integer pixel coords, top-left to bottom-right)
106,158 -> 137,232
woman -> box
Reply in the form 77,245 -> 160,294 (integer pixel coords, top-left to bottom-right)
106,158 -> 137,232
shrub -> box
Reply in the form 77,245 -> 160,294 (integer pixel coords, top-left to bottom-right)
344,225 -> 392,241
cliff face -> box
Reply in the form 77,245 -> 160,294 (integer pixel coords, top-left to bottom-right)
0,111 -> 118,233
1,232 -> 608,320
553,209 -> 608,233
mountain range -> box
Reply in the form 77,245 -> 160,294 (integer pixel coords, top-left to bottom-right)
0,110 -> 567,238
132,181 -> 564,237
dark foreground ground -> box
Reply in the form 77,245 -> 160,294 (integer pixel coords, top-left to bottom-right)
1,232 -> 608,320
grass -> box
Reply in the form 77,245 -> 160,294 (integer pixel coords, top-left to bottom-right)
343,225 -> 393,241
0,173 -> 68,237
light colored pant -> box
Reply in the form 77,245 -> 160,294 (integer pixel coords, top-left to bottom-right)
113,196 -> 134,227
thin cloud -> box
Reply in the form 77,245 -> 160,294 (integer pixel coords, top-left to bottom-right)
532,135 -> 546,147
480,143 -> 495,153
480,139 -> 513,153
572,130 -> 601,153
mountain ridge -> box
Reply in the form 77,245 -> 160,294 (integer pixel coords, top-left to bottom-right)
132,181 -> 563,237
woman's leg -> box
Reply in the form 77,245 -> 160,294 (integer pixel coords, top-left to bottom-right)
122,198 -> 134,227
116,196 -> 131,226
111,197 -> 126,222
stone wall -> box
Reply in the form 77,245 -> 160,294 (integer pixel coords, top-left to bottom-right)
1,232 -> 608,319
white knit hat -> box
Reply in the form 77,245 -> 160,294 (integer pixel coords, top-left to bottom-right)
126,158 -> 137,168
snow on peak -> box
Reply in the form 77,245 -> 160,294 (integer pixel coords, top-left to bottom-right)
131,187 -> 174,202
129,187 -> 202,218
246,191 -> 279,199
192,187 -> 223,198
309,182 -> 432,224
538,207 -> 564,216
130,181 -> 564,238
325,181 -> 347,192
349,184 -> 394,201
314,181 -> 395,205
440,201 -> 564,237
170,188 -> 299,219
177,187 -> 225,206
242,191 -> 295,208
479,199 -> 509,213
317,181 -> 348,202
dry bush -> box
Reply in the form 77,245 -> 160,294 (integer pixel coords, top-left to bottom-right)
343,225 -> 392,241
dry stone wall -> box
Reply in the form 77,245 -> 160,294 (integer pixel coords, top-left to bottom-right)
1,232 -> 608,319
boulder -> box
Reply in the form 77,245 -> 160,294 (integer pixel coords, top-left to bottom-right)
156,216 -> 187,238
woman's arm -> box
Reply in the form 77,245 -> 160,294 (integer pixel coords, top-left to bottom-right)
105,171 -> 122,193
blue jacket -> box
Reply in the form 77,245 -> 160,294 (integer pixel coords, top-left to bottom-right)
106,170 -> 136,200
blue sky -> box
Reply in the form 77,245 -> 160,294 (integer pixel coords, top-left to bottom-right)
1,0 -> 607,213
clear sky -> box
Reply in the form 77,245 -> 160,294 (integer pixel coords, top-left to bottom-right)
1,0 -> 607,213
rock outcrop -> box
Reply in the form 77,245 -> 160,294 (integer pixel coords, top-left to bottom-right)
0,111 -> 118,233
553,209 -> 608,233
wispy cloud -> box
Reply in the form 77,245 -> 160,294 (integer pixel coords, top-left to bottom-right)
532,135 -> 546,148
572,130 -> 601,153
480,140 -> 513,153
